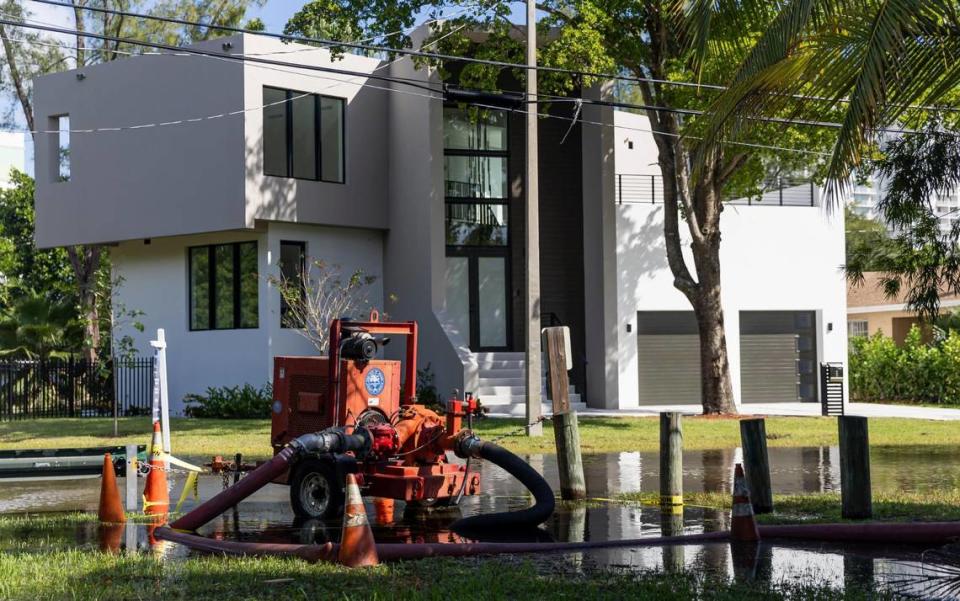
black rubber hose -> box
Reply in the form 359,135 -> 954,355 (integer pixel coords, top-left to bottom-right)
451,438 -> 555,536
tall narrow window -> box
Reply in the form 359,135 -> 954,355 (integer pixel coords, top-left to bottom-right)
279,241 -> 306,328
262,87 -> 345,183
188,241 -> 259,331
263,88 -> 288,177
55,115 -> 70,182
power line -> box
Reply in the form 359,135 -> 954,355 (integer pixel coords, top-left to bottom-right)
0,20 -> 829,155
28,0 -> 960,115
0,16 -> 442,94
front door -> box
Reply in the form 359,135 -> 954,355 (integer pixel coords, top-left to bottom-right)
443,105 -> 512,352
445,251 -> 510,351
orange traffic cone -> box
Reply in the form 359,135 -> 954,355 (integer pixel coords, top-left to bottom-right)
373,497 -> 394,525
143,422 -> 169,518
337,473 -> 379,567
97,453 -> 126,523
731,463 -> 760,542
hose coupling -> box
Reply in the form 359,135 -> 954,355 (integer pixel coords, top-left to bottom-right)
453,430 -> 484,459
290,427 -> 371,458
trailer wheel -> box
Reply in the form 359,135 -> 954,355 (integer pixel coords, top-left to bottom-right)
290,459 -> 344,520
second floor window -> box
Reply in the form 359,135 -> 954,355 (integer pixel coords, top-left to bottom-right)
189,242 -> 259,331
263,87 -> 345,183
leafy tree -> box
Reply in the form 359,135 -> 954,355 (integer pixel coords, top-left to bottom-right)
284,1 -> 834,413
0,169 -> 75,302
845,119 -> 960,323
0,0 -> 262,360
844,205 -> 896,274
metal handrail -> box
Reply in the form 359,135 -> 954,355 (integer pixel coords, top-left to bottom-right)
616,173 -> 817,207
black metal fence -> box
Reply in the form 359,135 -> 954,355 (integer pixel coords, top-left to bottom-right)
0,357 -> 155,421
616,173 -> 817,207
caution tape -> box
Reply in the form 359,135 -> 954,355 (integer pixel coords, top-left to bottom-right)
174,471 -> 200,513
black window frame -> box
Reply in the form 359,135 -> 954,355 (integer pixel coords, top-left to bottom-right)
278,240 -> 307,329
262,86 -> 346,184
443,105 -> 510,249
188,241 -> 259,331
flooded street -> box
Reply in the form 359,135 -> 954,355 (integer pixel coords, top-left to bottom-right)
4,445 -> 960,597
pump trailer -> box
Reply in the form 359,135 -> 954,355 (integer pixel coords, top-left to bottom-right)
271,312 -> 483,519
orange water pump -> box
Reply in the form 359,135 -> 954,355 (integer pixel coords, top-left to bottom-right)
271,312 -> 483,519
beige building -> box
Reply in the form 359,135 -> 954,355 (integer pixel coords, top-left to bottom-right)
848,272 -> 960,344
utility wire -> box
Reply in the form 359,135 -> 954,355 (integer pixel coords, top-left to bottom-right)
0,21 -> 826,156
0,16 -> 442,94
28,0 -> 960,115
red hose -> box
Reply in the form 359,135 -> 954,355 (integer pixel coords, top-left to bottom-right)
170,447 -> 296,532
154,526 -> 730,561
759,522 -> 960,545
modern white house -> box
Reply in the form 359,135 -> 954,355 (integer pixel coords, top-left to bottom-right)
32,32 -> 848,415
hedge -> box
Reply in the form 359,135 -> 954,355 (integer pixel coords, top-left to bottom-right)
849,326 -> 960,404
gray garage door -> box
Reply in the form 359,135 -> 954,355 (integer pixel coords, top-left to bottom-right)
637,312 -> 700,405
740,311 -> 818,403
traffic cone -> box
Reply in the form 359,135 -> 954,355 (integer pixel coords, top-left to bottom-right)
731,463 -> 760,542
337,473 -> 379,567
143,422 -> 169,518
97,453 -> 126,523
373,497 -> 394,525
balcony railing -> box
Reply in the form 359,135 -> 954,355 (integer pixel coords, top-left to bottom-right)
616,174 -> 816,207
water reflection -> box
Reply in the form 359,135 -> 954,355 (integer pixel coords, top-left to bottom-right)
6,444 -> 960,597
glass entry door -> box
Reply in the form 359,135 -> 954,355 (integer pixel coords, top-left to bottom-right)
445,253 -> 510,351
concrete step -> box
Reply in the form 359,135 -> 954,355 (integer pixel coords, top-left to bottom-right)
479,368 -> 524,379
477,393 -> 582,405
472,352 -> 524,361
483,400 -> 588,417
475,384 -> 578,396
475,359 -> 525,370
473,377 -> 525,387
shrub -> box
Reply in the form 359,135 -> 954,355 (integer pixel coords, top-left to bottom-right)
183,383 -> 273,419
849,326 -> 960,405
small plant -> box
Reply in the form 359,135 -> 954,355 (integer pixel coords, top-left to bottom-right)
183,383 -> 273,419
268,259 -> 379,354
416,363 -> 441,411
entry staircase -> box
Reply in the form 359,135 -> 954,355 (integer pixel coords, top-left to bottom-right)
473,352 -> 587,417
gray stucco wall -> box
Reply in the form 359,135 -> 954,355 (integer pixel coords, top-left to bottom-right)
34,34 -> 392,249
34,38 -> 248,248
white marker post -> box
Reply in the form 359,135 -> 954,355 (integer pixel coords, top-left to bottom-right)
150,329 -> 171,459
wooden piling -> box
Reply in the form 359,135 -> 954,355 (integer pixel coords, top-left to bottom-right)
838,416 -> 872,519
739,418 -> 773,514
544,326 -> 586,500
124,443 -> 138,513
659,412 -> 683,508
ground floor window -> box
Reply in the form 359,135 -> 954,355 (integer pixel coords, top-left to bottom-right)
278,241 -> 306,328
189,241 -> 258,330
848,320 -> 869,338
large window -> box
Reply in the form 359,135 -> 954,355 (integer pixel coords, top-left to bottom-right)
278,241 -> 306,328
189,242 -> 259,331
444,107 -> 509,247
263,87 -> 345,183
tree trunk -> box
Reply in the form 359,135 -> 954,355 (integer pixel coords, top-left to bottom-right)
691,242 -> 736,414
67,246 -> 103,362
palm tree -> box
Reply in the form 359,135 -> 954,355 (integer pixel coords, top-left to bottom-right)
693,0 -> 960,197
0,291 -> 82,359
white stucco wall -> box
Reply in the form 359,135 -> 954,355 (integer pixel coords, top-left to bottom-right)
112,222 -> 383,415
613,111 -> 848,408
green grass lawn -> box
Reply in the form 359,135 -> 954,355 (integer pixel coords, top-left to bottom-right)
619,489 -> 960,524
0,514 -> 887,601
1,415 -> 960,459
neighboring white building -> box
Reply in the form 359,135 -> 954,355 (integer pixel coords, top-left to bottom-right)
0,132 -> 25,188
32,33 -> 847,415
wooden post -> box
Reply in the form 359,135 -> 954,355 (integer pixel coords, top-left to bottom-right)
544,327 -> 585,500
739,418 -> 773,514
124,443 -> 138,513
838,416 -> 872,519
659,412 -> 683,508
